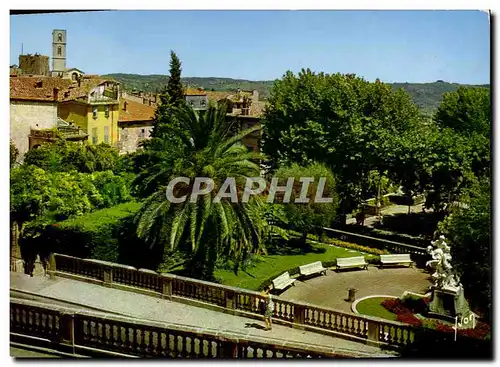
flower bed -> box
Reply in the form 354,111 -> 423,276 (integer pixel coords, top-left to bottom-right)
380,297 -> 491,340
287,229 -> 390,256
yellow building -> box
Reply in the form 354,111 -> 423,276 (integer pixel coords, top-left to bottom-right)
58,77 -> 120,145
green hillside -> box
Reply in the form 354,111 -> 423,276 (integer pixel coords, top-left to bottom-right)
104,73 -> 489,113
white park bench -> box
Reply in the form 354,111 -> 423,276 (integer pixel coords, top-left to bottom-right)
380,254 -> 414,268
272,272 -> 296,291
299,261 -> 327,278
336,256 -> 368,271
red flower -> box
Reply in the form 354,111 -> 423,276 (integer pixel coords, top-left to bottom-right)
397,313 -> 423,327
381,298 -> 412,315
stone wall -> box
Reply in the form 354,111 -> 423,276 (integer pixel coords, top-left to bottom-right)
10,100 -> 58,159
117,123 -> 153,154
19,55 -> 50,76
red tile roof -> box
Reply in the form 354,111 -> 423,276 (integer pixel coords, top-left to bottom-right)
205,90 -> 232,102
10,76 -> 73,102
119,97 -> 156,123
10,76 -> 113,103
184,88 -> 207,96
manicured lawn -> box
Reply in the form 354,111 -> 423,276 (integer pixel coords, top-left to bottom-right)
215,242 -> 374,291
355,297 -> 397,321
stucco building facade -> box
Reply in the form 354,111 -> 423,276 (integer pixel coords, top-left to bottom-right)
117,98 -> 155,154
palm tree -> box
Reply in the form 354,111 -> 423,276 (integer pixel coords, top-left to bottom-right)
134,104 -> 267,280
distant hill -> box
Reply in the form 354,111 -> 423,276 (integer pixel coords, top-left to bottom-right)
103,73 -> 489,113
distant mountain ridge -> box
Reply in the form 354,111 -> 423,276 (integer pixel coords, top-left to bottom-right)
103,73 -> 490,113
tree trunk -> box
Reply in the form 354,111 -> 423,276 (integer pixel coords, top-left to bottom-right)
10,221 -> 21,272
300,232 -> 308,248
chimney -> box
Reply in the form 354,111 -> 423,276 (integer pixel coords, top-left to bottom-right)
53,88 -> 59,101
252,90 -> 259,102
123,101 -> 128,111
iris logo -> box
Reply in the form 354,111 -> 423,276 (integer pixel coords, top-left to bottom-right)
452,312 -> 477,341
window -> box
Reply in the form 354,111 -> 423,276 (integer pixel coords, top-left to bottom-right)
57,46 -> 62,56
104,126 -> 109,144
189,100 -> 195,107
139,129 -> 145,138
200,99 -> 206,106
58,33 -> 63,42
92,107 -> 98,119
105,106 -> 110,118
92,128 -> 98,144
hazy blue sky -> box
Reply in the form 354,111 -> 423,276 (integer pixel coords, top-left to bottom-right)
10,10 -> 490,84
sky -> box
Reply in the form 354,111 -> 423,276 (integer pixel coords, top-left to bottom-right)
9,10 -> 490,84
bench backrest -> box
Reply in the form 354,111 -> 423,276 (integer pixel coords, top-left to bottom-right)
299,261 -> 323,273
380,254 -> 412,262
272,272 -> 291,287
337,256 -> 366,266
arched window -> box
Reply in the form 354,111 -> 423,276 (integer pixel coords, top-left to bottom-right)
72,73 -> 77,81
57,46 -> 62,56
58,33 -> 62,42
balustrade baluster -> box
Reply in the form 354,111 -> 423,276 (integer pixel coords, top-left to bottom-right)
326,312 -> 333,329
304,309 -> 310,324
139,328 -> 146,354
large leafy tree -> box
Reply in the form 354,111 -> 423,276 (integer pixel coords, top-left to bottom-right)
262,69 -> 421,221
10,166 -> 52,271
134,103 -> 266,280
23,140 -> 120,173
273,163 -> 338,243
435,86 -> 491,137
438,179 -> 491,322
10,163 -> 132,272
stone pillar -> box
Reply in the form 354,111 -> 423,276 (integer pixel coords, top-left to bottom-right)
103,266 -> 113,286
220,340 -> 238,358
47,253 -> 57,279
367,321 -> 380,342
161,274 -> 173,299
293,304 -> 305,325
60,312 -> 75,346
225,290 -> 236,309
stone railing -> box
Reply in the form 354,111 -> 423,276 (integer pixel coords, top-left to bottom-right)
10,298 -> 350,358
321,227 -> 429,265
51,253 -> 418,349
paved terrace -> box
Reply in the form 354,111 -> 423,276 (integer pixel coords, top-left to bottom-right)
10,272 -> 397,358
281,266 -> 431,312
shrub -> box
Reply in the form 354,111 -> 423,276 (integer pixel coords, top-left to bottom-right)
402,293 -> 430,315
37,202 -> 141,262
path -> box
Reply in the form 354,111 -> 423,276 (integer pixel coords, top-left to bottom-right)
10,272 -> 397,358
347,203 -> 425,227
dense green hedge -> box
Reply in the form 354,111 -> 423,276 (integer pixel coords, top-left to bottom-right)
37,202 -> 142,262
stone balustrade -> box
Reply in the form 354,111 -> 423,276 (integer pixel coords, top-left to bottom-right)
50,253 -> 418,349
10,298 -> 348,358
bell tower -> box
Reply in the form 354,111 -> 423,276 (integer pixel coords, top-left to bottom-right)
52,29 -> 67,76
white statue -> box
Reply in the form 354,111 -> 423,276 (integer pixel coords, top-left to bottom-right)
426,235 -> 460,291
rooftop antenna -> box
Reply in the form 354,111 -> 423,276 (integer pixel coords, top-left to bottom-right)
21,43 -> 23,55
